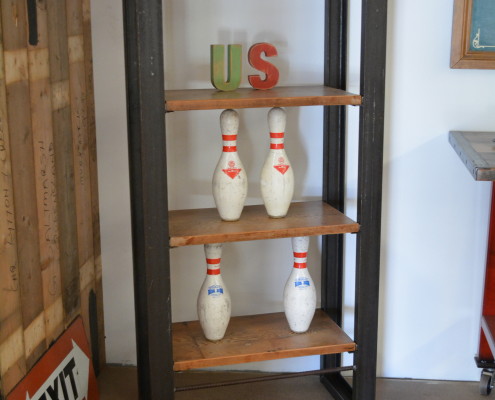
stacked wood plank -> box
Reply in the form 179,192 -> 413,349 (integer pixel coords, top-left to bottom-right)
0,0 -> 104,396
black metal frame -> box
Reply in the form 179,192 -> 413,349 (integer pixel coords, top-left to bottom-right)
321,0 -> 349,398
321,1 -> 387,400
122,0 -> 387,399
122,1 -> 174,398
176,366 -> 355,392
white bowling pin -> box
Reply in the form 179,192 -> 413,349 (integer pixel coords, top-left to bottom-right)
260,107 -> 294,218
213,109 -> 248,221
283,236 -> 316,333
197,243 -> 231,341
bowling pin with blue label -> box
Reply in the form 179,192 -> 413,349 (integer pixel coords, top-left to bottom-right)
260,107 -> 294,218
283,236 -> 316,333
213,109 -> 248,221
197,243 -> 231,341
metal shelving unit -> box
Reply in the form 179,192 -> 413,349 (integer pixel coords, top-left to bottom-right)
121,0 -> 387,399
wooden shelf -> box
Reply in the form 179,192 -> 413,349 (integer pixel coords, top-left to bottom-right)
169,201 -> 359,247
164,85 -> 362,111
172,309 -> 355,371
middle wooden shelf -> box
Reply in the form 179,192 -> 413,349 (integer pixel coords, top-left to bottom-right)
169,200 -> 359,247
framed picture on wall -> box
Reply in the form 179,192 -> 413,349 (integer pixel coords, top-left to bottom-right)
451,0 -> 495,69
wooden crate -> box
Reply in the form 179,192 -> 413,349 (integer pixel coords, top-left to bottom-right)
0,0 -> 104,396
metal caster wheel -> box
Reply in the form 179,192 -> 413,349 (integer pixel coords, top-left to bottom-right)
480,369 -> 494,396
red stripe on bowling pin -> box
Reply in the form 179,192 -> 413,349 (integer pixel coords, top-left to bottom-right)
294,251 -> 307,268
270,131 -> 285,149
222,133 -> 238,152
222,134 -> 237,141
206,258 -> 221,275
207,269 -> 221,275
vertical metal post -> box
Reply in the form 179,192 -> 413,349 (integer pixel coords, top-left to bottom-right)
352,0 -> 387,399
122,0 -> 174,399
321,0 -> 351,399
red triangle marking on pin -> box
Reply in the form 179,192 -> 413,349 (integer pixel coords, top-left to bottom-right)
274,165 -> 290,175
222,168 -> 242,179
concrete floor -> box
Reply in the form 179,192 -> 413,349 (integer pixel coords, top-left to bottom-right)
98,366 -> 486,399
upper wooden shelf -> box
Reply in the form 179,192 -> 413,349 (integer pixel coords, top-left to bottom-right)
169,200 -> 359,247
172,309 -> 355,371
164,85 -> 362,111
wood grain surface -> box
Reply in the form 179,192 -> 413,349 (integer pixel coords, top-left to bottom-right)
2,0 -> 47,370
165,86 -> 362,111
82,0 -> 105,368
169,201 -> 359,247
449,131 -> 495,181
66,0 -> 95,345
29,0 -> 64,346
0,4 -> 27,392
47,0 -> 81,327
0,0 -> 103,394
173,310 -> 355,371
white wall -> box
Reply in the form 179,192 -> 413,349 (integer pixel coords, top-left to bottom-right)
91,0 -> 495,380
380,1 -> 495,381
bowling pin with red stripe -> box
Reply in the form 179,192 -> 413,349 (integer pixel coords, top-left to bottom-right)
197,243 -> 231,341
213,109 -> 248,221
283,236 -> 316,333
261,107 -> 294,218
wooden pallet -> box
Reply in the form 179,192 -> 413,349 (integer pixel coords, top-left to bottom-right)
0,0 -> 103,396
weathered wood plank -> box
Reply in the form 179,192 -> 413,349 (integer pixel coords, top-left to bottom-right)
66,0 -> 83,37
169,201 -> 360,247
1,0 -> 47,370
46,0 -> 69,83
81,0 -> 105,369
173,310 -> 355,371
1,0 -> 103,393
0,6 -> 26,392
66,0 -> 94,344
51,105 -> 81,326
68,55 -> 93,273
165,86 -> 362,112
449,131 -> 495,181
1,0 -> 27,51
28,0 -> 63,345
46,0 -> 81,326
0,316 -> 25,395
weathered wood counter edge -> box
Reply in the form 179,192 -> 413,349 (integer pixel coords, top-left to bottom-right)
449,131 -> 495,181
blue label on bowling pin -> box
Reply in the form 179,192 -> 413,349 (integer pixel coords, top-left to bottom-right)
207,284 -> 224,296
294,277 -> 310,288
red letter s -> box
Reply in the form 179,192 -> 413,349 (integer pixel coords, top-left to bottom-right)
248,43 -> 279,90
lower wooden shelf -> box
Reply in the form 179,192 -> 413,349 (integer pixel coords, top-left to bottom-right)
172,309 -> 355,371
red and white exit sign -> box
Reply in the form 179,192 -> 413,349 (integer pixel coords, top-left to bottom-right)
7,317 -> 99,400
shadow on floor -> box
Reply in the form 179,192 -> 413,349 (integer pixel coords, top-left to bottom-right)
98,365 -> 483,400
